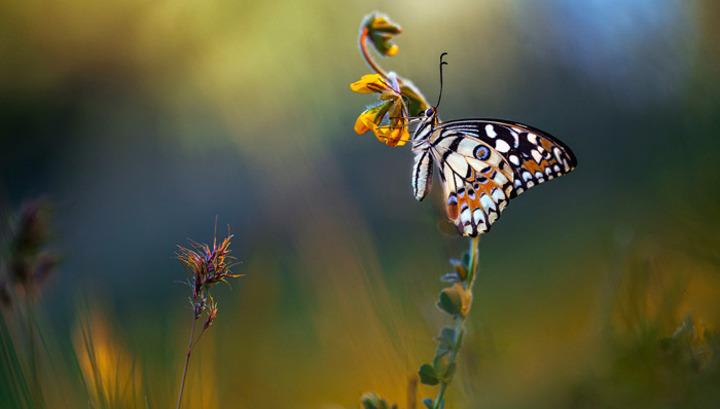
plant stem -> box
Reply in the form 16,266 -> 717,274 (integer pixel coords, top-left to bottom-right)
359,28 -> 389,80
432,237 -> 480,409
175,315 -> 197,409
24,297 -> 46,409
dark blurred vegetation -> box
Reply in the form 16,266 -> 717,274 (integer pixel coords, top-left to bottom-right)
1,1 -> 719,408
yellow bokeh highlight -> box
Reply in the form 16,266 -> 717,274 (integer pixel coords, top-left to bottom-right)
73,311 -> 143,408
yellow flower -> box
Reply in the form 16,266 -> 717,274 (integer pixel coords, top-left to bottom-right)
350,73 -> 389,94
353,104 -> 386,134
350,72 -> 410,147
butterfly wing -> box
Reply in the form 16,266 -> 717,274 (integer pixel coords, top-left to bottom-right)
412,150 -> 434,201
428,132 -> 515,236
436,119 -> 577,197
426,119 -> 576,237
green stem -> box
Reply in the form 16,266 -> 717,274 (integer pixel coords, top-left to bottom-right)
432,237 -> 480,409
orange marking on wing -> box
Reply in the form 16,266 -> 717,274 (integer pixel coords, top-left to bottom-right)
475,178 -> 495,196
523,159 -> 546,174
539,138 -> 554,151
523,160 -> 542,173
466,194 -> 479,212
447,200 -> 459,220
475,167 -> 504,195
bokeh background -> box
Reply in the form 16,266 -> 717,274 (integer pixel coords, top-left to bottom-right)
2,0 -> 720,408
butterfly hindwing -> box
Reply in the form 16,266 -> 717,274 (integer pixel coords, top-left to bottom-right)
430,134 -> 514,237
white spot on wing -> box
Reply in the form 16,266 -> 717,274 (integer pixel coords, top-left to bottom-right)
485,124 -> 497,138
480,194 -> 496,211
531,150 -> 543,163
473,208 -> 484,225
494,171 -> 508,185
488,211 -> 498,224
461,208 -> 471,224
463,223 -> 474,236
492,188 -> 505,203
495,139 -> 510,153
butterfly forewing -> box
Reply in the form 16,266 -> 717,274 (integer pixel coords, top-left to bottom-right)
437,119 -> 577,197
412,118 -> 576,237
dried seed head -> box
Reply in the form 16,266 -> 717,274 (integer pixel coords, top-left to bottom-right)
177,233 -> 239,288
12,200 -> 51,257
177,226 -> 242,324
3,199 -> 58,301
203,296 -> 218,330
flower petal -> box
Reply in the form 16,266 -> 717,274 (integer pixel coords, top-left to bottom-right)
353,103 -> 390,135
354,112 -> 374,134
373,122 -> 410,147
350,73 -> 387,94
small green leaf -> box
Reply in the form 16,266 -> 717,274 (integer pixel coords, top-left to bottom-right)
418,363 -> 439,385
437,287 -> 462,316
422,398 -> 433,409
438,284 -> 471,317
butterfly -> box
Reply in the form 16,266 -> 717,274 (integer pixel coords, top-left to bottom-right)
409,55 -> 576,237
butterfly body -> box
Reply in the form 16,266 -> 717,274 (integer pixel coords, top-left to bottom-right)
411,108 -> 577,237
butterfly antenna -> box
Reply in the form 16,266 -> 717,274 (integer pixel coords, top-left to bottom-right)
435,52 -> 448,109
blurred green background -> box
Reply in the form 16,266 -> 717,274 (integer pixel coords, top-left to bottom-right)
1,0 -> 720,408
